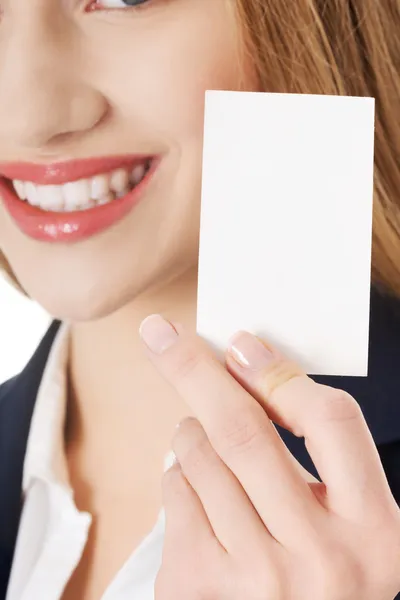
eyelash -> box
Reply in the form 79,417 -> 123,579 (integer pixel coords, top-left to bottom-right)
86,0 -> 152,13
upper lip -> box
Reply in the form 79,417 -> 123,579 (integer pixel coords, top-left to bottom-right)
0,155 -> 154,186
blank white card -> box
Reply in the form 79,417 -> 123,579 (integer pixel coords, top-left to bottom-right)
197,91 -> 375,376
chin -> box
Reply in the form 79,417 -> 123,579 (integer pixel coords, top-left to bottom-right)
23,278 -> 131,323
4,190 -> 201,323
17,250 -> 196,324
10,258 -> 144,322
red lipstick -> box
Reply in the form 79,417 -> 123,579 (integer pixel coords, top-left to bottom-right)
0,155 -> 159,243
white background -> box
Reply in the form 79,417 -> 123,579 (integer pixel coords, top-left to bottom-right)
0,277 -> 50,384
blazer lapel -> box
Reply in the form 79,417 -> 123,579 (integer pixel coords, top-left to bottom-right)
0,320 -> 61,596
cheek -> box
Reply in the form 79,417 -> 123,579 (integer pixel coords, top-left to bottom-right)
88,9 -> 241,144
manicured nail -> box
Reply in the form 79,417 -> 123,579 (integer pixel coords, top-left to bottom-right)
139,314 -> 179,354
228,331 -> 273,370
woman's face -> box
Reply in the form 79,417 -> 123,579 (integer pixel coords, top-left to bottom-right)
0,0 -> 255,321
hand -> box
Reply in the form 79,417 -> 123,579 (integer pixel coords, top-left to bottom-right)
139,314 -> 400,600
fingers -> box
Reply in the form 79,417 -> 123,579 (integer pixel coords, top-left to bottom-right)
160,459 -> 226,598
160,461 -> 234,599
172,416 -> 275,554
226,331 -> 395,521
140,314 -> 325,549
162,461 -> 218,553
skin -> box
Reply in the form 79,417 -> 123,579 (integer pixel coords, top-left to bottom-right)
141,316 -> 400,599
0,1 -> 255,596
0,0 -> 399,598
0,0 -> 244,321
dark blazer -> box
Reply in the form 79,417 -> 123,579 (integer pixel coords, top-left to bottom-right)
1,287 -> 400,599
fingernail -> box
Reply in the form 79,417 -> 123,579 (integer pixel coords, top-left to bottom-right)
139,314 -> 179,354
228,331 -> 273,370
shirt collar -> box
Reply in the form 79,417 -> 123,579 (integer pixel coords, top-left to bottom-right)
22,321 -> 71,494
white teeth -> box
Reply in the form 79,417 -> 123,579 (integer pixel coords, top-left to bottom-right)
63,179 -> 90,211
13,180 -> 26,200
25,182 -> 40,206
11,161 -> 150,212
110,168 -> 129,194
77,200 -> 96,210
97,194 -> 114,206
131,164 -> 146,186
91,174 -> 109,201
39,185 -> 64,211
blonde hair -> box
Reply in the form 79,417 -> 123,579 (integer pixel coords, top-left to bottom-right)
1,0 -> 399,298
234,0 -> 400,298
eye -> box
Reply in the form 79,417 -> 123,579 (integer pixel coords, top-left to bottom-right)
88,0 -> 151,10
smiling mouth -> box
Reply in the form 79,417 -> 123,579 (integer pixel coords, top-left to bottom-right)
5,158 -> 152,213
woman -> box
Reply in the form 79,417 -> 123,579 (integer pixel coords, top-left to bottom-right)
0,0 -> 399,599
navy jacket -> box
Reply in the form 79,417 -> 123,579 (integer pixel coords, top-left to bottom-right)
0,287 -> 399,599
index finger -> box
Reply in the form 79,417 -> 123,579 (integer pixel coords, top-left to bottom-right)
139,313 -> 325,549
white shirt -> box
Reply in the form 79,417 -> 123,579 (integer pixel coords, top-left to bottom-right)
6,322 -> 174,600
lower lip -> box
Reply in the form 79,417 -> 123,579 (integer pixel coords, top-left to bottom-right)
0,158 -> 159,243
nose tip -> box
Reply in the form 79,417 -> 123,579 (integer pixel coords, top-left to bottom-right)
0,84 -> 109,154
0,26 -> 109,155
0,8 -> 111,160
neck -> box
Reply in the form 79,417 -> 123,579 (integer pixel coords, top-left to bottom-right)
65,267 -> 198,470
